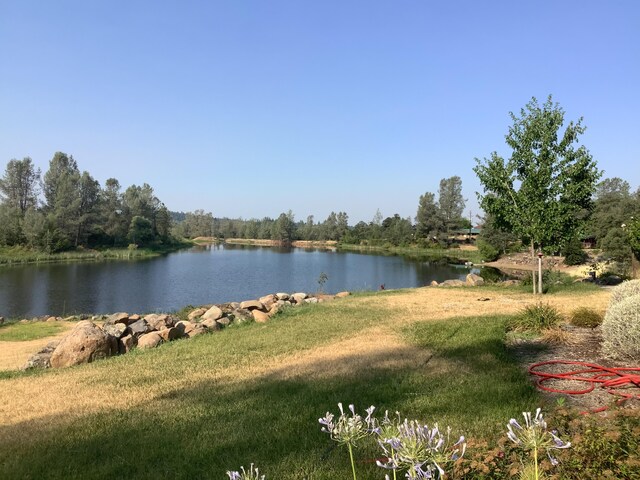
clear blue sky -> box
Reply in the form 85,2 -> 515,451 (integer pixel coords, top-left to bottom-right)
1,1 -> 638,224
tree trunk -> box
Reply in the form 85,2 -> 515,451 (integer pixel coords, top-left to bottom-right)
531,240 -> 537,294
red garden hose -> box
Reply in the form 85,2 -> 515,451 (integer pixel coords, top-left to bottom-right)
529,360 -> 640,413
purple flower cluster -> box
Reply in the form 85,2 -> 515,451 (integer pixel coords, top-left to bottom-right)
375,416 -> 466,479
506,408 -> 571,466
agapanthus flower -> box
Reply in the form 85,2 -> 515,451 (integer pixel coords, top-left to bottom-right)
226,463 -> 265,480
376,418 -> 466,480
318,402 -> 377,446
506,408 -> 571,466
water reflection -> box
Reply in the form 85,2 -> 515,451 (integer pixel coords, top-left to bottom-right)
0,246 -> 497,318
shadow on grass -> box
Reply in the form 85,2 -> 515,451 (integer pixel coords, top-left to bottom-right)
0,315 -> 538,480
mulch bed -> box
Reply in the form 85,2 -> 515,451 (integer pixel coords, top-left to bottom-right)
510,326 -> 640,413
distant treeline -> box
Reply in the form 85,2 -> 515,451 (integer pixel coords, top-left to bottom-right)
171,176 -> 471,247
0,153 -> 175,252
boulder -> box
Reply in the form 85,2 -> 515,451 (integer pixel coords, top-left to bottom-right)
466,273 -> 485,286
63,316 -> 76,322
232,308 -> 252,322
430,280 -> 439,287
145,314 -> 173,330
440,279 -> 465,287
275,292 -> 290,301
106,312 -> 131,325
186,326 -> 207,337
334,291 -> 350,298
119,334 -> 137,354
50,321 -> 116,368
22,341 -> 60,370
128,319 -> 151,336
175,321 -> 196,336
217,317 -> 232,327
128,314 -> 141,322
259,294 -> 276,309
239,300 -> 265,311
159,327 -> 182,341
201,318 -> 221,331
138,332 -> 163,349
252,310 -> 270,323
0,316 -> 4,325
46,316 -> 57,322
201,305 -> 223,321
304,297 -> 319,304
103,322 -> 127,339
292,292 -> 307,304
188,307 -> 207,321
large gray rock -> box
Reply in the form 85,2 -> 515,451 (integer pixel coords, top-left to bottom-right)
201,305 -> 223,321
103,322 -> 127,339
105,312 -> 131,326
127,319 -> 151,336
22,341 -> 60,370
138,332 -> 163,349
50,321 -> 116,368
231,308 -> 252,322
275,293 -> 290,301
466,273 -> 485,286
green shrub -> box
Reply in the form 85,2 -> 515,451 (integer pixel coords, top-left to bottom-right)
477,239 -> 500,261
602,294 -> 640,361
569,307 -> 603,328
562,236 -> 588,265
507,303 -> 564,332
608,279 -> 640,306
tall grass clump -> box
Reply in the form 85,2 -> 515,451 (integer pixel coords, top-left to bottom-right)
608,279 -> 640,307
507,303 -> 564,333
602,294 -> 640,361
569,307 -> 603,328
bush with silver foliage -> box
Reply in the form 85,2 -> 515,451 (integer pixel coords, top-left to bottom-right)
602,292 -> 640,361
608,279 -> 640,307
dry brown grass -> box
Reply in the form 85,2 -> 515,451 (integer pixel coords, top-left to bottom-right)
0,286 -> 611,441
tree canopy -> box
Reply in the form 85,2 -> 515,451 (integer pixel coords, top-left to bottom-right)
474,96 -> 601,254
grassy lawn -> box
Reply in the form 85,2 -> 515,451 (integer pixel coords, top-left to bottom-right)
0,320 -> 70,341
0,286 -> 618,479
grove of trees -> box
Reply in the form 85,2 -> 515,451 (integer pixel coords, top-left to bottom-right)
0,152 -> 173,252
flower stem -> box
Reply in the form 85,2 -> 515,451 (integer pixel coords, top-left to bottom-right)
391,448 -> 397,480
534,445 -> 539,480
348,443 -> 357,480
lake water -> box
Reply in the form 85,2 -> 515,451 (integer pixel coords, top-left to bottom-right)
0,245 -> 485,318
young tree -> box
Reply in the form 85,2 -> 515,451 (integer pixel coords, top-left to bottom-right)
438,176 -> 465,234
474,96 -> 601,293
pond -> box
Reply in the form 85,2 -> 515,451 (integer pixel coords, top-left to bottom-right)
0,244 -> 492,318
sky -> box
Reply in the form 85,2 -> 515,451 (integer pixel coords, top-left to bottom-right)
1,1 -> 639,224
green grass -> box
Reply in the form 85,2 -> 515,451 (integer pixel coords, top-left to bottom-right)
0,321 -> 69,341
0,242 -> 193,267
338,243 -> 483,264
0,303 -> 538,479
